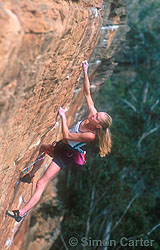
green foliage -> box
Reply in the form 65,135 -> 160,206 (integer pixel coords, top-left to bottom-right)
38,200 -> 61,220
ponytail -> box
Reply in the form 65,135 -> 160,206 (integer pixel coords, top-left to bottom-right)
97,127 -> 112,157
97,112 -> 112,157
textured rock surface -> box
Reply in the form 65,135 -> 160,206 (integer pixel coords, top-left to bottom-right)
0,0 -> 127,249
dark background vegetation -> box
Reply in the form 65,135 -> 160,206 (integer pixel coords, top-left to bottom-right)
50,0 -> 160,249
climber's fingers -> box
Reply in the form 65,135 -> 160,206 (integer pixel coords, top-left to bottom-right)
59,107 -> 66,118
82,60 -> 88,65
82,60 -> 88,72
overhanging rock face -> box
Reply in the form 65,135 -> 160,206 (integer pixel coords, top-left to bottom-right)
0,1 -> 127,249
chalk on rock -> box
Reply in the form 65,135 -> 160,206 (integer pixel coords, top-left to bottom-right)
90,7 -> 98,18
55,121 -> 59,127
101,25 -> 119,31
5,238 -> 11,248
35,138 -> 41,146
18,196 -> 23,208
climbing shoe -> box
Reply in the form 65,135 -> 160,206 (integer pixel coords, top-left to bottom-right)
6,210 -> 23,222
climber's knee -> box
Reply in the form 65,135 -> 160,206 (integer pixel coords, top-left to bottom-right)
39,143 -> 52,155
36,178 -> 48,190
39,144 -> 47,154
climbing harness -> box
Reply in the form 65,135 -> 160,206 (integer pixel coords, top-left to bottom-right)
73,142 -> 86,153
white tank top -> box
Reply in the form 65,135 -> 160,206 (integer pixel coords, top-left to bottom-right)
67,120 -> 87,149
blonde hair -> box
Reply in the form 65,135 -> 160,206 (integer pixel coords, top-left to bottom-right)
97,112 -> 112,157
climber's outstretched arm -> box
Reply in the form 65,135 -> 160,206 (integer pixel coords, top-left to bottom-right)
82,60 -> 97,116
59,107 -> 95,142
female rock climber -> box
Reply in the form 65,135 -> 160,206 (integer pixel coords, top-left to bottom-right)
6,60 -> 112,222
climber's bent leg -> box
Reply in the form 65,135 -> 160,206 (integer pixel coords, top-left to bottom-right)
21,144 -> 54,183
39,144 -> 53,155
19,161 -> 61,217
30,143 -> 55,176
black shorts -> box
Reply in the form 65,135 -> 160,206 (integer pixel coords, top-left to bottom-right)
52,140 -> 77,169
